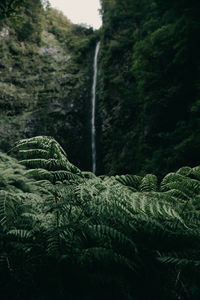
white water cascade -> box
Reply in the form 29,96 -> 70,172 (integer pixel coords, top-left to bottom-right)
91,42 -> 100,174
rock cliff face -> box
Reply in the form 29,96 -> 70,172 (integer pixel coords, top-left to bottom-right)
2,0 -> 199,177
0,5 -> 96,170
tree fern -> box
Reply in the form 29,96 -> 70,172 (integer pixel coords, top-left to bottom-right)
1,137 -> 200,299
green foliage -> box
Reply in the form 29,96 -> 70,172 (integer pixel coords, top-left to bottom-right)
17,21 -> 35,41
0,1 -> 96,171
0,0 -> 25,23
11,136 -> 83,181
1,136 -> 200,299
0,136 -> 200,300
98,0 -> 200,177
1,0 -> 200,297
44,7 -> 72,43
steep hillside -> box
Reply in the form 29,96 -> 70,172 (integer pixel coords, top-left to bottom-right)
98,0 -> 200,176
1,0 -> 199,177
0,0 -> 97,170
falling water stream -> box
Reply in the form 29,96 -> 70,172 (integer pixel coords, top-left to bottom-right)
91,42 -> 100,174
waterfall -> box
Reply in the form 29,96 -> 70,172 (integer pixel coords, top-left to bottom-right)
91,42 -> 100,174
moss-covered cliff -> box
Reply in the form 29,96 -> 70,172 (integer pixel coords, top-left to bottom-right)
1,0 -> 199,177
98,0 -> 200,176
0,1 -> 97,170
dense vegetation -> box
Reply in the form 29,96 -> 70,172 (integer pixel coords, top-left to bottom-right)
1,1 -> 200,299
0,0 -> 97,170
0,0 -> 25,22
1,0 -> 199,176
1,136 -> 200,299
98,0 -> 200,176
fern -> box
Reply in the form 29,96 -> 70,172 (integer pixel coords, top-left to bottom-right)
0,191 -> 7,227
139,174 -> 158,192
12,136 -> 83,183
88,224 -> 137,253
115,174 -> 142,191
176,166 -> 192,176
190,166 -> 200,180
2,138 -> 200,299
18,148 -> 50,159
157,251 -> 200,268
25,168 -> 54,182
8,229 -> 32,240
79,247 -> 137,272
161,172 -> 188,189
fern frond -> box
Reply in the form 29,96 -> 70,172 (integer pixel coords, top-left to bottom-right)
88,224 -> 137,253
190,166 -> 200,180
0,191 -> 7,227
19,158 -> 67,171
162,180 -> 200,200
0,190 -> 22,229
18,149 -> 50,159
129,193 -> 184,223
0,255 -> 7,270
79,247 -> 137,272
182,211 -> 200,227
25,168 -> 54,182
82,171 -> 97,179
176,166 -> 192,176
75,181 -> 100,203
115,174 -> 142,190
12,136 -> 83,177
12,136 -> 67,158
21,212 -> 41,222
51,170 -> 83,182
164,189 -> 190,202
8,229 -> 32,240
158,255 -> 200,268
46,229 -> 60,255
161,173 -> 187,189
139,174 -> 158,192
